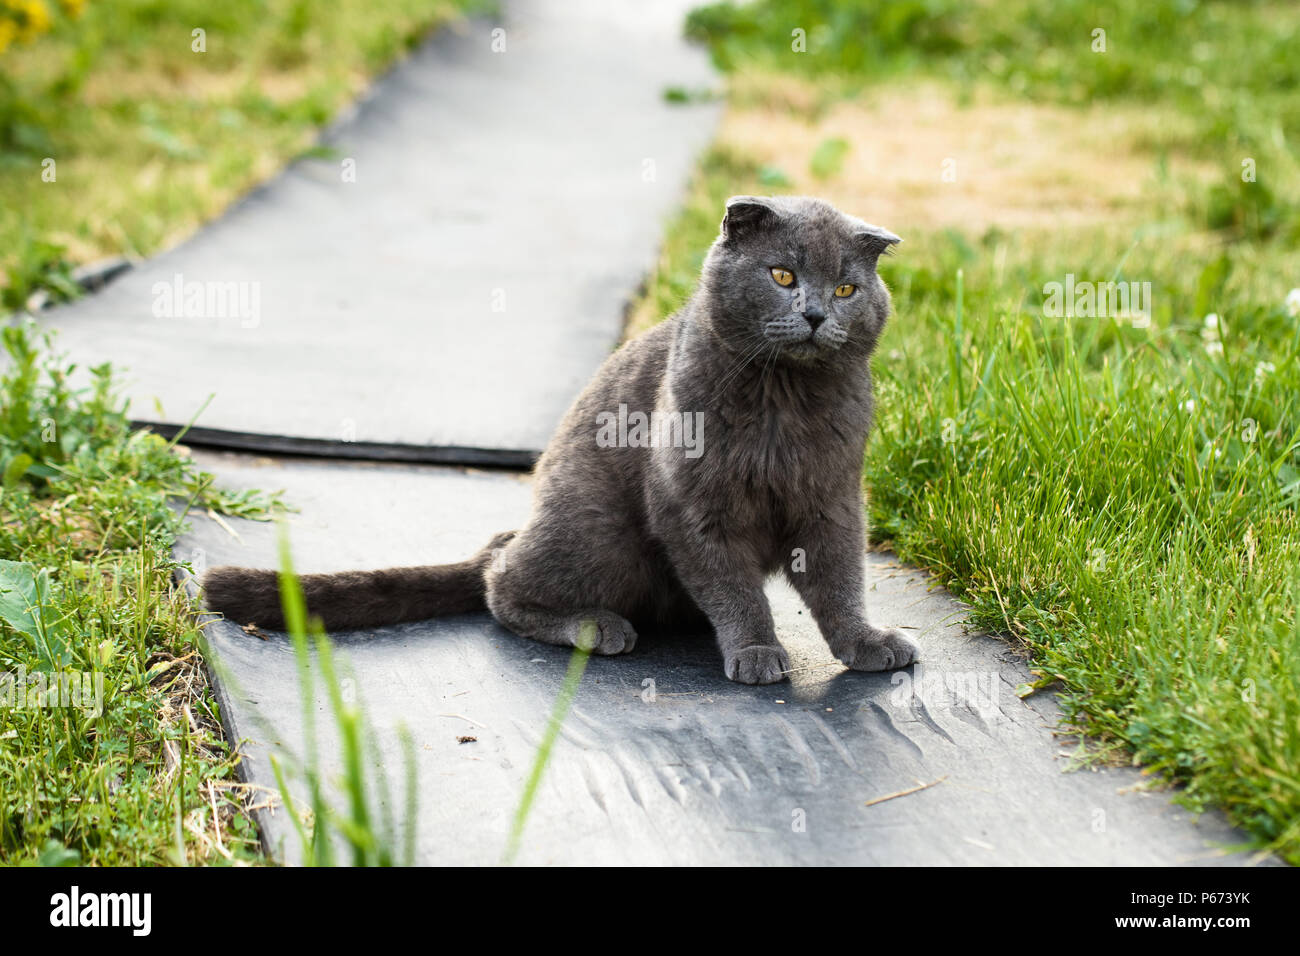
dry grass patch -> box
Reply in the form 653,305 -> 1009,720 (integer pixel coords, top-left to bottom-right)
719,77 -> 1214,233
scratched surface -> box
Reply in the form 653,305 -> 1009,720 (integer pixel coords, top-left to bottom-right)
180,450 -> 1263,865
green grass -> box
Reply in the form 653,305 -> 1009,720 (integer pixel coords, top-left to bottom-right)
628,0 -> 1300,862
264,527 -> 418,867
686,0 -> 1300,116
0,0 -> 487,866
504,632 -> 592,865
867,238 -> 1300,860
686,0 -> 1300,242
0,322 -> 424,868
5,0 -> 1295,866
0,0 -> 487,310
260,540 -> 593,866
0,320 -> 279,864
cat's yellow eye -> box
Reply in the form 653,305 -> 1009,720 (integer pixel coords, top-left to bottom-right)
770,267 -> 795,287
835,283 -> 856,297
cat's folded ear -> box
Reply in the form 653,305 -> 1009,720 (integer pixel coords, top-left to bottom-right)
854,223 -> 902,264
720,196 -> 778,243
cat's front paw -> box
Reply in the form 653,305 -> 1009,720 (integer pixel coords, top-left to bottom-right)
724,644 -> 790,684
832,626 -> 919,672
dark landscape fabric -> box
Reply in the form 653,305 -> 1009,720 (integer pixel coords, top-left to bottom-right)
181,451 -> 1256,865
40,2 -> 718,459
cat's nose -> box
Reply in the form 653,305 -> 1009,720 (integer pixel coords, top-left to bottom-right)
803,307 -> 826,331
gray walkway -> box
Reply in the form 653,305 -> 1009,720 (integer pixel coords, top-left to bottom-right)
40,0 -> 719,462
181,451 -> 1257,865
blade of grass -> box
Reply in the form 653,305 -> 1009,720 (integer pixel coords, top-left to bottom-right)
503,624 -> 594,865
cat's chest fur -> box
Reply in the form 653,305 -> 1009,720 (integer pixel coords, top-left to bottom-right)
716,387 -> 857,486
659,358 -> 872,530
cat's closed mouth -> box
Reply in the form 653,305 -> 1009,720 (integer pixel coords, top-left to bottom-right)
782,340 -> 823,360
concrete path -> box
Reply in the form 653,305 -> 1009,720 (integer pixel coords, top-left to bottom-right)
39,0 -> 719,462
180,450 -> 1259,865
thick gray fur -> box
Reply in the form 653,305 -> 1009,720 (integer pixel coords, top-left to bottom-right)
205,196 -> 918,684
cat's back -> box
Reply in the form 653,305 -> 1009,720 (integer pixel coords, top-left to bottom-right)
533,313 -> 680,481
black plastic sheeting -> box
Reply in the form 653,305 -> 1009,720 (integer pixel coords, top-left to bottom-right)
37,0 -> 719,463
179,451 -> 1261,865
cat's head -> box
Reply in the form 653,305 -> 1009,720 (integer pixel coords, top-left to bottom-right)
700,196 -> 900,363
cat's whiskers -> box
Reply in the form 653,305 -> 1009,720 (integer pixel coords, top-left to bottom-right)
708,336 -> 771,401
708,307 -> 812,403
758,340 -> 781,396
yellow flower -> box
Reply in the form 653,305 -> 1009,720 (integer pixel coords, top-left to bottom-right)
22,1 -> 53,39
0,0 -> 57,50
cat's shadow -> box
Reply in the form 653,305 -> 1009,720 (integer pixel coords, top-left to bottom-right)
316,613 -> 904,701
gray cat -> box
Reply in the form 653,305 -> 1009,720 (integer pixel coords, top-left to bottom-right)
203,195 -> 919,684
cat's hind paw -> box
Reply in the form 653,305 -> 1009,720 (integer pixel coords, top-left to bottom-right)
573,611 -> 638,655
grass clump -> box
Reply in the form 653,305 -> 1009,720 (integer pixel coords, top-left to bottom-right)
867,241 -> 1300,861
0,320 -> 278,864
264,527 -> 418,867
0,0 -> 488,309
686,0 -> 1300,243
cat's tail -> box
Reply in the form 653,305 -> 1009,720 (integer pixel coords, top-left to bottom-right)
201,531 -> 516,632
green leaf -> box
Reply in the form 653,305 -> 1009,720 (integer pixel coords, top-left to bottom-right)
809,137 -> 850,180
0,559 -> 70,669
2,453 -> 33,489
295,144 -> 341,162
38,840 -> 82,867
